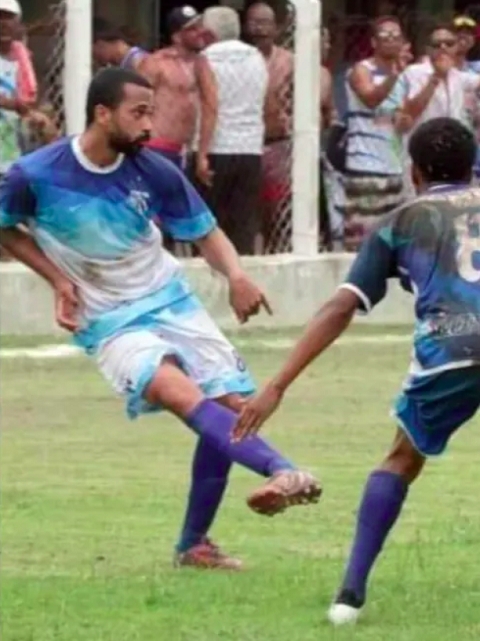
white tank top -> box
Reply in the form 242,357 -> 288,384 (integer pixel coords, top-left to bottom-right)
198,40 -> 267,155
345,59 -> 404,176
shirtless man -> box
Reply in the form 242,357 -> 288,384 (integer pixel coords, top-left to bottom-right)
138,6 -> 217,185
321,27 -> 335,129
244,2 -> 293,252
319,26 -> 336,248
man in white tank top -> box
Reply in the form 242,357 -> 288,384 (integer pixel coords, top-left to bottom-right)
344,16 -> 411,250
190,7 -> 268,255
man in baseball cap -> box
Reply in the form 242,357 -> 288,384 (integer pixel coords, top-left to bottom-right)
167,5 -> 202,38
138,3 -> 216,188
453,14 -> 480,72
0,0 -> 21,16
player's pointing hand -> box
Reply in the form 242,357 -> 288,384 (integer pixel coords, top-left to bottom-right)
232,381 -> 284,442
228,272 -> 273,324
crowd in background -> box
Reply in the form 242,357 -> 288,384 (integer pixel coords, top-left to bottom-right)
3,0 -> 480,258
325,10 -> 480,250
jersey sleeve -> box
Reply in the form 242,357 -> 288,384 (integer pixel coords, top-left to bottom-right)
0,164 -> 36,228
154,162 -> 217,241
340,223 -> 397,313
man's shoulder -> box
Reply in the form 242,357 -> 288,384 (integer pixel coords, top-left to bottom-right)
205,40 -> 263,61
134,148 -> 183,182
273,45 -> 293,60
15,137 -> 73,177
269,46 -> 293,75
390,187 -> 478,245
144,47 -> 175,61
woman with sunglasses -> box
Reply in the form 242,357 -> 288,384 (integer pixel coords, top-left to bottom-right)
342,16 -> 410,250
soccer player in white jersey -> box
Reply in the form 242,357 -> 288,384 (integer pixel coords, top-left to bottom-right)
0,67 -> 320,569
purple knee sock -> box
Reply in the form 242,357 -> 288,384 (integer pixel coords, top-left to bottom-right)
186,399 -> 295,477
339,470 -> 408,605
177,438 -> 232,553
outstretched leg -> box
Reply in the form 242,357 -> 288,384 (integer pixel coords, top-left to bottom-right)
144,362 -> 320,567
328,429 -> 425,625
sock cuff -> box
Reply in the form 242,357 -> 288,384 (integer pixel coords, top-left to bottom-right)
186,398 -> 236,432
368,470 -> 409,498
186,398 -> 211,426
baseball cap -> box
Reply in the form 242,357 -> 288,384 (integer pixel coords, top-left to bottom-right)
0,0 -> 21,16
453,15 -> 476,31
167,6 -> 201,35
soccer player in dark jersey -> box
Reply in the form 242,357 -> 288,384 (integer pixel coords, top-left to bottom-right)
233,117 -> 480,622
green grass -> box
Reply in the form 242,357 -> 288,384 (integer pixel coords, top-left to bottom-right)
0,323 -> 413,350
2,330 -> 480,640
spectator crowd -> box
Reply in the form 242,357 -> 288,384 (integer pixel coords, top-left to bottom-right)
2,0 -> 480,256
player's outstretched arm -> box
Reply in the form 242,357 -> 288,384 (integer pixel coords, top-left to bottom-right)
196,227 -> 272,323
234,218 -> 395,440
232,288 -> 358,441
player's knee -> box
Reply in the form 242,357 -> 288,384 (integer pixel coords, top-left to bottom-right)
144,358 -> 204,418
215,393 -> 245,413
381,430 -> 425,484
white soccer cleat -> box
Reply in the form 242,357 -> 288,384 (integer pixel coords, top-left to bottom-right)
327,602 -> 362,626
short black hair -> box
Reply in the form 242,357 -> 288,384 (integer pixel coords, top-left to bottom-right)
408,117 -> 476,183
428,22 -> 456,40
85,67 -> 152,126
93,17 -> 124,42
93,18 -> 141,47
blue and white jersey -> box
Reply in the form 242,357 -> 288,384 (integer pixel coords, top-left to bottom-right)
0,137 -> 217,351
345,59 -> 404,176
341,183 -> 480,376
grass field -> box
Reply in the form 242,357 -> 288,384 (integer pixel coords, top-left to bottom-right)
2,327 -> 480,641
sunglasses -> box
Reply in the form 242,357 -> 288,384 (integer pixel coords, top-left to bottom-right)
376,30 -> 402,41
430,39 -> 457,49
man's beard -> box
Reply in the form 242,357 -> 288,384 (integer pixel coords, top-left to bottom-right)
109,133 -> 150,155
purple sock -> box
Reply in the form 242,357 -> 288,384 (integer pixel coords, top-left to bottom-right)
177,438 -> 232,553
186,399 -> 295,477
339,470 -> 408,605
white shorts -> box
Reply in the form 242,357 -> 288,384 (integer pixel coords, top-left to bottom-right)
95,294 -> 256,418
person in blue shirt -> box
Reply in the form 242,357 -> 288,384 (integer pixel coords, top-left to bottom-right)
0,67 -> 320,570
92,18 -> 146,71
234,117 -> 480,622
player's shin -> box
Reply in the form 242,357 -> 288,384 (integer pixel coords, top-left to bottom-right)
186,399 -> 295,476
176,438 -> 232,553
332,470 -> 408,615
